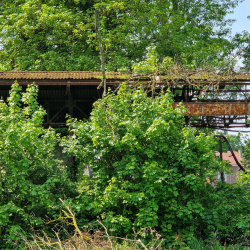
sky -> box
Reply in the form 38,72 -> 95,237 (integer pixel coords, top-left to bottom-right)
220,0 -> 250,134
228,0 -> 250,36
227,0 -> 250,69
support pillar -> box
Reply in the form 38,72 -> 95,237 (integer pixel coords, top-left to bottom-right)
66,85 -> 77,181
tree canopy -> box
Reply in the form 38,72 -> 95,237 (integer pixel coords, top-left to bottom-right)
0,0 -> 246,71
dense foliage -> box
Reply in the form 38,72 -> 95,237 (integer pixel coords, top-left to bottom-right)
0,0 -> 247,71
61,85 -> 250,246
0,83 -> 76,248
234,29 -> 250,71
1,83 -> 250,248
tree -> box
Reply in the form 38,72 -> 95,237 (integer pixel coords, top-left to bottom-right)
231,27 -> 250,71
0,83 -> 75,248
0,0 -> 99,71
240,34 -> 250,71
61,84 -> 244,245
0,0 -> 245,71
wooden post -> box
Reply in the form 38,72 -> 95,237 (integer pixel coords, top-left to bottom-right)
46,101 -> 50,125
66,85 -> 76,181
66,85 -> 73,118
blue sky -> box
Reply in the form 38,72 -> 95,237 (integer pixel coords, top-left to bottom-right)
225,0 -> 250,70
227,0 -> 250,36
220,1 -> 250,133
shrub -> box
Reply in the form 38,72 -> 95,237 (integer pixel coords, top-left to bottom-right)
62,84 -> 228,244
0,83 -> 75,248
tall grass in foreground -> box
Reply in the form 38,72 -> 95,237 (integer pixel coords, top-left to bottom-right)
15,199 -> 250,250
18,199 -> 164,250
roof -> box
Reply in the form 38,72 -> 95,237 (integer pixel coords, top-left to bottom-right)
215,151 -> 243,166
0,71 -> 249,87
0,71 -> 127,80
0,71 -> 131,86
0,71 -> 249,81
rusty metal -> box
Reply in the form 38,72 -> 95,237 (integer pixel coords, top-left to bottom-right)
153,73 -> 250,86
0,71 -> 250,129
173,103 -> 250,116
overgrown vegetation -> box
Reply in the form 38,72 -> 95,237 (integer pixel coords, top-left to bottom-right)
62,85 -> 222,242
0,0 -> 249,248
20,199 -> 250,250
0,0 -> 248,71
1,83 -> 250,249
61,84 -> 250,248
0,83 -> 77,248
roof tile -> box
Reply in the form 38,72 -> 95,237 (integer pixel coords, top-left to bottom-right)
215,151 -> 243,166
0,71 -> 127,80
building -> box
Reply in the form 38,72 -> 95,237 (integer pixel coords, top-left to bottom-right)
215,151 -> 244,184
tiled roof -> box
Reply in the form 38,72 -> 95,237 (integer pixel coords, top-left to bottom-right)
215,151 -> 243,166
0,71 -> 249,80
0,71 -> 127,80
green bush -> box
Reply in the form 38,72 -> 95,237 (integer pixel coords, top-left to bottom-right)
2,83 -> 250,248
0,83 -> 76,248
62,84 -> 241,245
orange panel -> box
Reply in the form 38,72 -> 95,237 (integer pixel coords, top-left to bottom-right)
173,103 -> 250,116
